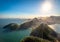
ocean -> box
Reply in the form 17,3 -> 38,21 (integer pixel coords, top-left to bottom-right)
0,19 -> 32,42
0,19 -> 60,42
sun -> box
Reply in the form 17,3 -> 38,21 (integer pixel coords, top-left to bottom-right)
41,1 -> 52,13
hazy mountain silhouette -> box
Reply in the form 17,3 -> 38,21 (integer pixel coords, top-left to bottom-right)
18,18 -> 40,30
3,18 -> 40,31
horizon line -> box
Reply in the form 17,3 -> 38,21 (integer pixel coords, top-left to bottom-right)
0,15 -> 60,19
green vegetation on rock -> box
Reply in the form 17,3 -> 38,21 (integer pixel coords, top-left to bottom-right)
30,23 -> 58,42
20,36 -> 51,42
3,23 -> 19,30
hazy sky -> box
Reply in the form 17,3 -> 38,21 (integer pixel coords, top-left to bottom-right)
0,0 -> 60,18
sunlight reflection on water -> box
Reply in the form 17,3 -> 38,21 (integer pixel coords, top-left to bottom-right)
49,24 -> 60,33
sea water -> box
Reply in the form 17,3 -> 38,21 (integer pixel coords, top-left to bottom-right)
0,19 -> 32,42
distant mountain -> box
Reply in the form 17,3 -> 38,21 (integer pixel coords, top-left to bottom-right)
3,18 -> 40,30
3,16 -> 60,31
30,23 -> 58,42
38,16 -> 60,24
50,16 -> 60,24
3,23 -> 19,30
18,18 -> 40,30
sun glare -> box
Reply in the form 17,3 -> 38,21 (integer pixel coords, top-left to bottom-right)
41,1 -> 52,13
39,0 -> 53,17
